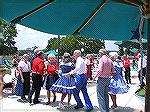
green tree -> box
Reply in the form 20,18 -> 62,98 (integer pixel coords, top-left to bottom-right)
0,18 -> 18,55
45,35 -> 104,55
45,38 -> 58,51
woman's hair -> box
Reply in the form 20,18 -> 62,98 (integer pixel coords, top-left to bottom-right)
48,54 -> 55,59
63,53 -> 71,63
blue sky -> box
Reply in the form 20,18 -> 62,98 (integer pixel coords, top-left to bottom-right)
15,24 -> 119,51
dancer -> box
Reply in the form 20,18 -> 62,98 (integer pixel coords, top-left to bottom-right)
93,49 -> 115,112
50,53 -> 75,109
66,50 -> 93,111
45,54 -> 59,104
109,55 -> 130,109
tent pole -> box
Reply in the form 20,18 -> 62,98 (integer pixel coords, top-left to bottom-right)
139,11 -> 144,88
144,0 -> 150,111
57,35 -> 61,66
145,17 -> 150,112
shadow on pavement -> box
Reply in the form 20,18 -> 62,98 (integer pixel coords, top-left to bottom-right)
17,99 -> 28,103
39,95 -> 47,99
3,92 -> 16,98
110,106 -> 143,112
56,105 -> 99,112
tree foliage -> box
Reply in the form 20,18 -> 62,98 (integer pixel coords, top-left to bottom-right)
45,35 -> 104,55
0,18 -> 18,55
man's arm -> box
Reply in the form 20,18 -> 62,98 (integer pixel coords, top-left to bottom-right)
93,60 -> 103,80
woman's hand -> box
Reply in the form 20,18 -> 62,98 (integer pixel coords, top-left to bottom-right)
21,78 -> 24,83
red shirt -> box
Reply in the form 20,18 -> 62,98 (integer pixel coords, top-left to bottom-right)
122,58 -> 130,68
32,57 -> 45,76
90,56 -> 94,67
46,63 -> 58,76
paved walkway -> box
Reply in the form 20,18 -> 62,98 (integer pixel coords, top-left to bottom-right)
0,71 -> 145,112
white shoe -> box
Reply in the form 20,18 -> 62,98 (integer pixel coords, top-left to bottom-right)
59,102 -> 65,109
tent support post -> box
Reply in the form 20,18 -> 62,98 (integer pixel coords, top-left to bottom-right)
57,35 -> 61,66
145,17 -> 150,112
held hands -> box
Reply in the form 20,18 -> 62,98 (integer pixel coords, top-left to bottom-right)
64,73 -> 69,78
93,78 -> 96,81
92,76 -> 96,81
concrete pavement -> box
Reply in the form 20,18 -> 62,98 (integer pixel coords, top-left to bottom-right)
0,71 -> 145,112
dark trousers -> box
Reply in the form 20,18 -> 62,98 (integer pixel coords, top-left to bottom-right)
124,67 -> 131,84
138,67 -> 146,88
28,73 -> 42,102
22,72 -> 30,98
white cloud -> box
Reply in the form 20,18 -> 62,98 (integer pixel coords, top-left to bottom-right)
105,40 -> 119,51
15,24 -> 119,52
15,24 -> 57,50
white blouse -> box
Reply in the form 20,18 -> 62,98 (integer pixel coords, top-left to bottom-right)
18,60 -> 31,72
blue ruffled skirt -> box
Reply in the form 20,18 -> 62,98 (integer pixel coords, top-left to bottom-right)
108,74 -> 130,94
50,75 -> 75,94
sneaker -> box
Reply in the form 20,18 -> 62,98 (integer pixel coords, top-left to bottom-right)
59,102 -> 65,109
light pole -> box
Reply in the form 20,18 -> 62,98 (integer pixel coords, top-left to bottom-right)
81,48 -> 84,57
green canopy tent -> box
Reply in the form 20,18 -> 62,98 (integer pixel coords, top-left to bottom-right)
44,50 -> 58,55
0,0 -> 148,40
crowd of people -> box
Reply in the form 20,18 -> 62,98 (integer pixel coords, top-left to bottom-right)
0,48 -> 147,112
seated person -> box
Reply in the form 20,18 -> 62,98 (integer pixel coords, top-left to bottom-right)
3,74 -> 15,93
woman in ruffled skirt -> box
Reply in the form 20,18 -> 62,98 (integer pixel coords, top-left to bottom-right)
50,53 -> 75,109
109,55 -> 130,109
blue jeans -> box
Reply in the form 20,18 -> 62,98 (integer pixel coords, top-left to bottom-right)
73,74 -> 93,110
96,77 -> 111,112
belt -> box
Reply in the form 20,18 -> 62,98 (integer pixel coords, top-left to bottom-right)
98,76 -> 112,79
32,72 -> 40,74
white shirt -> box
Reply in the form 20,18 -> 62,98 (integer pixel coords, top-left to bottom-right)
18,60 -> 31,72
84,58 -> 90,65
138,56 -> 147,71
70,56 -> 86,74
